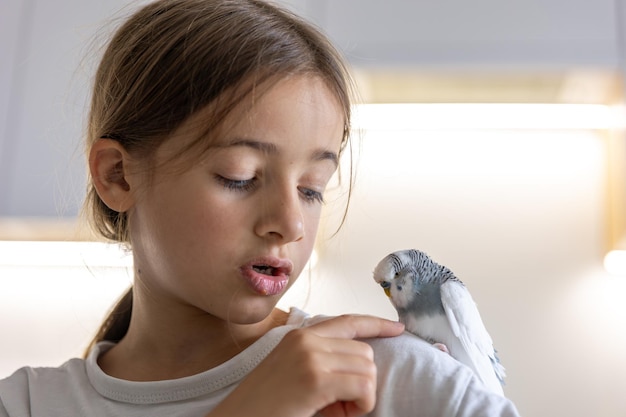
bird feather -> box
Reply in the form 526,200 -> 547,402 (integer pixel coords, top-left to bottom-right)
373,249 -> 506,396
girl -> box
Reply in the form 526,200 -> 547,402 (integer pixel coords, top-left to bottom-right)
0,1 -> 520,416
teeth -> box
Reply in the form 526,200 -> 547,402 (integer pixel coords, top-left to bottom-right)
253,265 -> 275,275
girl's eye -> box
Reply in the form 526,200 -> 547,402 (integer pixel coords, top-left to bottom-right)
299,187 -> 325,204
215,175 -> 257,192
216,174 -> 324,203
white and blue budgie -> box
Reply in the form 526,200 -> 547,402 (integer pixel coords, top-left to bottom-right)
373,249 -> 506,396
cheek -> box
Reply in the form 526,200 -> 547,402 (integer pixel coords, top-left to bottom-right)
130,181 -> 224,257
299,209 -> 322,257
303,205 -> 323,241
170,195 -> 249,255
390,277 -> 414,308
304,214 -> 320,239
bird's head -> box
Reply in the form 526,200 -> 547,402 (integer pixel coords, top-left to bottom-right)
372,254 -> 397,295
373,249 -> 423,308
374,249 -> 460,310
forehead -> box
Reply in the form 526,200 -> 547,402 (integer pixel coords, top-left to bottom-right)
161,75 -> 346,159
219,75 -> 344,142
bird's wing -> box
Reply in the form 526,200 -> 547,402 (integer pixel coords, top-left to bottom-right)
440,280 -> 505,394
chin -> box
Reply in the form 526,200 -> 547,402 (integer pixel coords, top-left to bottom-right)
223,299 -> 280,325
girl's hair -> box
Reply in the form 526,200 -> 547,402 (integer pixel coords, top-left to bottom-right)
84,0 -> 354,355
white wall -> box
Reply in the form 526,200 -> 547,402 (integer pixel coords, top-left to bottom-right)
0,0 -> 150,216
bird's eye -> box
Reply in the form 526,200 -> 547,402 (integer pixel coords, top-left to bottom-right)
380,281 -> 391,289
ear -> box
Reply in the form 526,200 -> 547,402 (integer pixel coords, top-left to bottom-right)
89,139 -> 136,213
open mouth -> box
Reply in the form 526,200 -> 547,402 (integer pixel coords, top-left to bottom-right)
252,265 -> 277,276
242,256 -> 293,296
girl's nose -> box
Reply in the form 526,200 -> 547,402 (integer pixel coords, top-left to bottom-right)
254,187 -> 305,243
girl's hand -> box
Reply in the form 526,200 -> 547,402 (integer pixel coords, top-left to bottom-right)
208,314 -> 404,417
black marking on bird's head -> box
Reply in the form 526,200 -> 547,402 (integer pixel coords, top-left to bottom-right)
405,249 -> 462,286
373,249 -> 464,308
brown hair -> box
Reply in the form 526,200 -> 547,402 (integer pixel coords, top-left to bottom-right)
84,0 -> 354,355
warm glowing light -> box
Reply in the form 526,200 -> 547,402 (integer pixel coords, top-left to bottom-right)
0,241 -> 132,268
353,103 -> 623,131
603,250 -> 626,276
305,249 -> 318,270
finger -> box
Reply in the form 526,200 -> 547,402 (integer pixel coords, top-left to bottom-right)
318,372 -> 377,415
279,331 -> 377,375
309,335 -> 375,359
320,401 -> 363,417
309,314 -> 404,340
318,349 -> 378,376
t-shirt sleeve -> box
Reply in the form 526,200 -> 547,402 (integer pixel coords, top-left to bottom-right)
365,332 -> 521,417
0,368 -> 31,417
0,399 -> 10,417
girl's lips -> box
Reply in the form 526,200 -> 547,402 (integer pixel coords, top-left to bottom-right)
240,256 -> 293,296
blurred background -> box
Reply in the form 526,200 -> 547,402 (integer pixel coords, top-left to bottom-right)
2,1 -> 626,416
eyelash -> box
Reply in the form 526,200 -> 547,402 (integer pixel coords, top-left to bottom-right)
299,187 -> 325,204
215,175 -> 325,204
215,176 -> 257,193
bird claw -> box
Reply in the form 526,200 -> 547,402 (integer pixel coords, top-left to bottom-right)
432,342 -> 449,354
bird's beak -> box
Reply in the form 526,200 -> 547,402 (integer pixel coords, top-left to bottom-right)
379,281 -> 392,297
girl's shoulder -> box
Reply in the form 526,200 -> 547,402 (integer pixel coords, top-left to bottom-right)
0,358 -> 91,416
289,308 -> 474,386
1,357 -> 88,391
367,333 -> 520,417
288,307 -> 457,367
290,308 -> 520,417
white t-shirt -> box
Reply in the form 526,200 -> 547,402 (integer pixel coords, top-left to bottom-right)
0,308 -> 520,417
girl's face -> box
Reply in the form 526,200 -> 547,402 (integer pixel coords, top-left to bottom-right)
128,76 -> 345,324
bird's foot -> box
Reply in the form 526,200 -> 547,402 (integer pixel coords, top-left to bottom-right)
432,342 -> 449,354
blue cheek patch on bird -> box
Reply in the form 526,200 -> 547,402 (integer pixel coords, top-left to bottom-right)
372,248 -> 507,397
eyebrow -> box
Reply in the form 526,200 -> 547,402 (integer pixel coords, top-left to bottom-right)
225,138 -> 339,167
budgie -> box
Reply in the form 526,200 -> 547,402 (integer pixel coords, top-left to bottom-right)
373,249 -> 506,396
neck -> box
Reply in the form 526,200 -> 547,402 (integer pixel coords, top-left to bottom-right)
97,288 -> 289,381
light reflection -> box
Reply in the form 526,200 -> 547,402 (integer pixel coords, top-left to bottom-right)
353,103 -> 622,131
